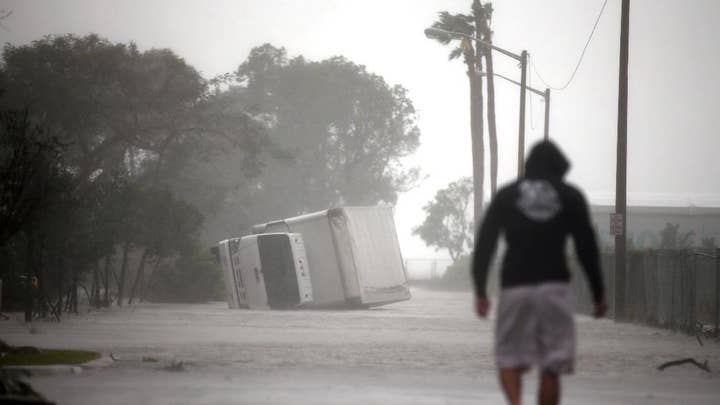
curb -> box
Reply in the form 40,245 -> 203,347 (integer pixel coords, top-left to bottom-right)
2,355 -> 114,376
3,364 -> 83,376
81,355 -> 115,369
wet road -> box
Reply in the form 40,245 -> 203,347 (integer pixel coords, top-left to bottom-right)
2,287 -> 719,404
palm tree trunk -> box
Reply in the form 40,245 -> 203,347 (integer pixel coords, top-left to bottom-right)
468,62 -> 485,229
485,48 -> 498,198
475,0 -> 498,198
471,10 -> 486,229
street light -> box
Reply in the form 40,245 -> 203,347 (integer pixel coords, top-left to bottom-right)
478,72 -> 551,140
425,27 -> 529,177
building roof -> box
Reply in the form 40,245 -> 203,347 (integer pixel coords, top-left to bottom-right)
591,205 -> 720,216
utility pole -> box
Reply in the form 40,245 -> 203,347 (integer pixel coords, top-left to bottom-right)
479,71 -> 549,143
543,88 -> 551,140
518,50 -> 528,177
614,0 -> 630,321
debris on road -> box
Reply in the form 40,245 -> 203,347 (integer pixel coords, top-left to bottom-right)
657,358 -> 711,373
162,360 -> 186,372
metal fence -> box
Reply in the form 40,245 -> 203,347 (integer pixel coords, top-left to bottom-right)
404,258 -> 454,280
570,249 -> 720,335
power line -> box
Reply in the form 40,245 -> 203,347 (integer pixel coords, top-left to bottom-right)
530,0 -> 609,91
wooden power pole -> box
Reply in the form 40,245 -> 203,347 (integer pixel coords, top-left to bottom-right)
614,0 -> 630,321
517,50 -> 528,177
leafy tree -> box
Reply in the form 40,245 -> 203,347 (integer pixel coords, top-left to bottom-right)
188,44 -> 421,238
2,35 -> 138,179
145,249 -> 223,303
0,34 -> 270,314
154,84 -> 272,243
1,34 -> 268,187
127,187 -> 204,305
0,110 -> 61,246
414,177 -> 474,262
241,45 -> 420,210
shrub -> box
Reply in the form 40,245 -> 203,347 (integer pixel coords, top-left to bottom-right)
145,249 -> 224,303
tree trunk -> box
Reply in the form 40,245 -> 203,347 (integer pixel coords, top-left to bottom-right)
37,242 -> 47,319
55,255 -> 64,320
90,263 -> 96,307
469,68 -> 485,230
485,46 -> 498,198
92,261 -> 100,308
117,241 -> 130,307
103,254 -> 111,307
71,264 -> 78,314
475,0 -> 498,199
467,40 -> 485,229
128,249 -> 149,305
145,257 -> 163,302
23,232 -> 35,323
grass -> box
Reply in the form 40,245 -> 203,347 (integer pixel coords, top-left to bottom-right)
0,349 -> 101,366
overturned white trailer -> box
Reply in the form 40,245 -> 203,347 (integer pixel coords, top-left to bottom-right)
252,206 -> 411,308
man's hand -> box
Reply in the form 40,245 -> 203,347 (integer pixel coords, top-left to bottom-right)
475,296 -> 490,318
593,299 -> 608,318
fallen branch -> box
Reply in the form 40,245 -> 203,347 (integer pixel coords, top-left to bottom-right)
657,358 -> 711,373
162,360 -> 185,372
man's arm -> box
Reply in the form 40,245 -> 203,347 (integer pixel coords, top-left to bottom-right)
472,197 -> 502,302
568,189 -> 606,315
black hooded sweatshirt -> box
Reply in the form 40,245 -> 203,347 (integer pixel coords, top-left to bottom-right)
472,141 -> 605,304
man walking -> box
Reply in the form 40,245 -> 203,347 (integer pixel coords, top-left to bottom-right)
472,140 -> 607,405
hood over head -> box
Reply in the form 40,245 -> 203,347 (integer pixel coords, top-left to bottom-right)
524,140 -> 570,180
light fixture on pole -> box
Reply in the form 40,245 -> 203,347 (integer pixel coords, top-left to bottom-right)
478,71 -> 551,140
424,27 -> 528,178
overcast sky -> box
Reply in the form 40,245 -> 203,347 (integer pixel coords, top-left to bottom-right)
1,0 -> 719,260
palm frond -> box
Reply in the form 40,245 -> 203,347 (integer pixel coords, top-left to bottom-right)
437,11 -> 474,34
448,47 -> 464,61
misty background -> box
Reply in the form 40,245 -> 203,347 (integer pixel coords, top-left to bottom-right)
2,2 -> 720,404
2,0 -> 718,263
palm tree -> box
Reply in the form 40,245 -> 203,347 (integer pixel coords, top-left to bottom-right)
475,1 -> 499,198
426,9 -> 485,228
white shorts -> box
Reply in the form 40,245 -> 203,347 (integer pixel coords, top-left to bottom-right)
495,282 -> 575,374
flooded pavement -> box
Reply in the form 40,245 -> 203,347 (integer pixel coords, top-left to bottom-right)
1,287 -> 719,404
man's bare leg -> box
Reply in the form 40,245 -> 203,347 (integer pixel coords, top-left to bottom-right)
499,368 -> 524,405
538,371 -> 560,405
